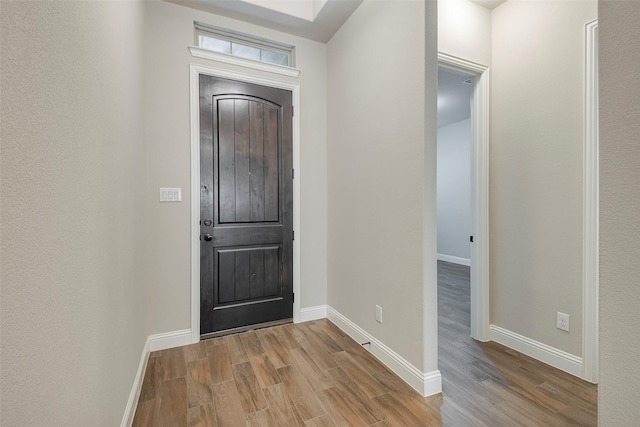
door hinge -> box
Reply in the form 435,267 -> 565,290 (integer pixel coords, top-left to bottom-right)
470,236 -> 474,243
292,230 -> 295,241
292,292 -> 295,303
292,168 -> 295,179
292,105 -> 294,117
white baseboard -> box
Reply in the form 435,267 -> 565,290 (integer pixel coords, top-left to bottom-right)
149,329 -> 193,352
298,305 -> 328,322
489,324 -> 583,377
327,306 -> 441,397
121,329 -> 194,426
437,253 -> 471,266
121,338 -> 150,427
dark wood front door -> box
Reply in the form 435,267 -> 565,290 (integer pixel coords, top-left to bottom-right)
199,75 -> 293,337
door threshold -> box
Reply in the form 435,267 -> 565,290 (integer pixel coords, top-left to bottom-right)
200,318 -> 293,340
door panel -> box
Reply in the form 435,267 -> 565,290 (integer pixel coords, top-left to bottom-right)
216,97 -> 280,224
215,245 -> 281,304
200,76 -> 293,336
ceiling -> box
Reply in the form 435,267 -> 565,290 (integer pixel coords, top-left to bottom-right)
468,0 -> 508,10
166,0 -> 363,43
438,68 -> 472,128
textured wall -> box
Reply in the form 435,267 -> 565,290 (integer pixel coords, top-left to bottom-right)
144,1 -> 328,334
437,119 -> 471,261
599,0 -> 640,423
490,0 -> 596,356
327,0 -> 434,371
0,1 -> 147,425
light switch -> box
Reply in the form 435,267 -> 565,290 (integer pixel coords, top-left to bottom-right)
159,187 -> 182,202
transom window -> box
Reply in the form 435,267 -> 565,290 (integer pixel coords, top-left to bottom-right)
195,22 -> 295,67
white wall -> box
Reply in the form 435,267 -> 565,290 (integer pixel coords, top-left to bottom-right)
0,2 -> 148,425
599,0 -> 640,423
437,119 -> 471,262
327,0 -> 438,375
491,0 -> 596,357
144,1 -> 328,334
438,0 -> 492,66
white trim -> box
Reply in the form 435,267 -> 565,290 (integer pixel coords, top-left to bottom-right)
438,52 -> 488,74
299,305 -> 328,323
189,46 -> 301,78
190,64 -> 200,344
327,307 -> 442,397
120,338 -> 151,427
582,19 -> 599,384
149,329 -> 193,352
438,52 -> 490,342
437,253 -> 471,267
490,325 -> 583,377
190,64 -> 302,343
121,329 -> 193,426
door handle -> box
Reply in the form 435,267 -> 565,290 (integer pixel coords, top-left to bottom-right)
203,234 -> 213,241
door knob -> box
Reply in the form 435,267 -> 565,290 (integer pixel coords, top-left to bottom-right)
203,234 -> 213,241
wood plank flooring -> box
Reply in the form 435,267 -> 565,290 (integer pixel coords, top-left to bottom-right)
133,261 -> 597,426
436,261 -> 597,426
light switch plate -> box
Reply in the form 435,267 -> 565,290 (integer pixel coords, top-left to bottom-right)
159,187 -> 182,202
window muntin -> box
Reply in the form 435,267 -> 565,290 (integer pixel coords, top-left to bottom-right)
195,23 -> 295,67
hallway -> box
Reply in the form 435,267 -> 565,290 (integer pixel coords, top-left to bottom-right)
437,261 -> 597,425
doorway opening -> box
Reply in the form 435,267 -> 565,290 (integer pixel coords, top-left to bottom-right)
437,65 -> 474,357
437,53 -> 490,343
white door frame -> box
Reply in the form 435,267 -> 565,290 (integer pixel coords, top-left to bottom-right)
582,19 -> 599,383
437,53 -> 490,342
189,63 -> 302,343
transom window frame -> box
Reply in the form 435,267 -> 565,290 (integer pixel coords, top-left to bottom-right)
195,22 -> 296,68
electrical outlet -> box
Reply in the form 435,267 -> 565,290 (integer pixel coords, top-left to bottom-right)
557,312 -> 570,332
375,305 -> 383,324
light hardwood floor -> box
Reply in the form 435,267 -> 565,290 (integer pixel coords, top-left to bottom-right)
132,261 -> 597,426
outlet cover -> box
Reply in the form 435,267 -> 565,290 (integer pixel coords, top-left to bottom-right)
375,305 -> 383,324
557,312 -> 570,332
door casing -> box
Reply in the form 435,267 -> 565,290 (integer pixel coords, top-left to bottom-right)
190,64 -> 301,343
582,19 -> 599,384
